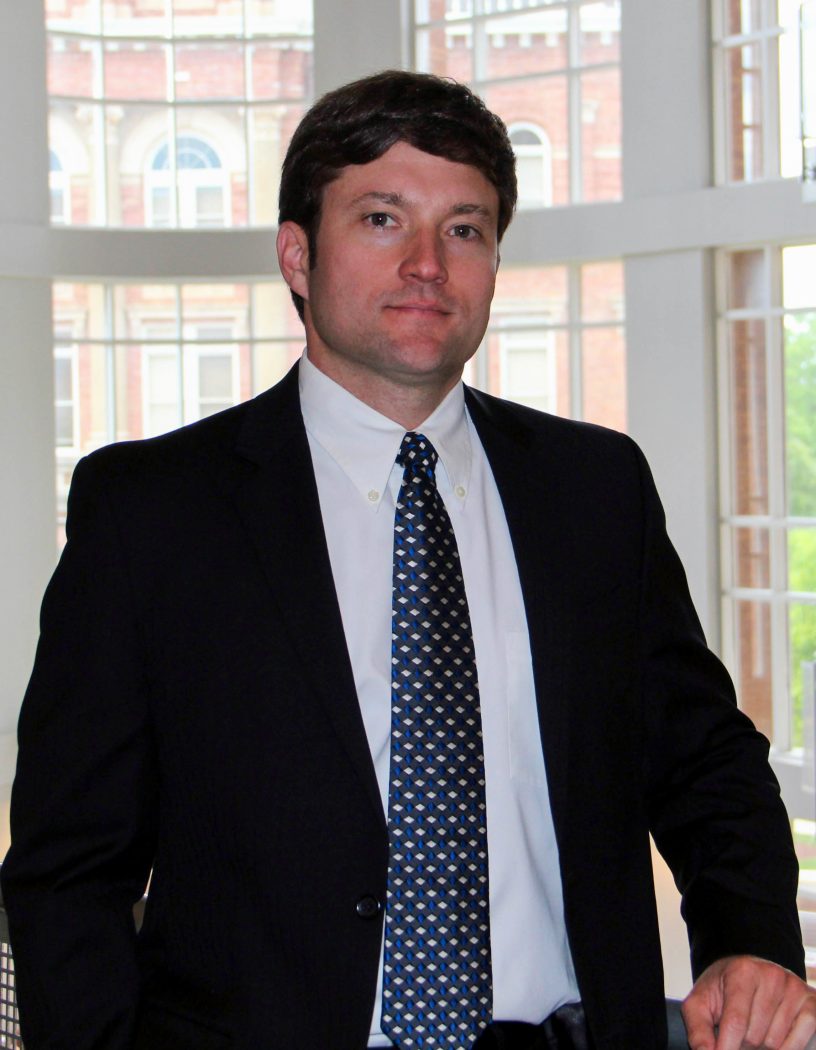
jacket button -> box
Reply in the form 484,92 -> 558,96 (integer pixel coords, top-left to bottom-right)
355,895 -> 382,920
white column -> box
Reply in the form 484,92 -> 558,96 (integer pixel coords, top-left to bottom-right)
313,0 -> 405,95
0,1 -> 55,843
622,0 -> 714,998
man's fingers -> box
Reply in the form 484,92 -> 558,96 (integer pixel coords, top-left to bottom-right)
684,957 -> 816,1050
778,998 -> 816,1050
682,981 -> 722,1050
720,956 -> 787,1048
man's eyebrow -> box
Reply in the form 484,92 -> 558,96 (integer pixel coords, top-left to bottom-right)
450,202 -> 494,221
349,191 -> 406,208
348,192 -> 495,222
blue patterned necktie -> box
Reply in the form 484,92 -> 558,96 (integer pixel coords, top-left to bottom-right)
381,431 -> 492,1050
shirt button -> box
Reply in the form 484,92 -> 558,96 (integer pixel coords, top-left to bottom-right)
355,895 -> 382,920
455,485 -> 466,499
367,489 -> 380,503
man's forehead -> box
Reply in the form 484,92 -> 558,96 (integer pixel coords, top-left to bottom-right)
327,143 -> 499,212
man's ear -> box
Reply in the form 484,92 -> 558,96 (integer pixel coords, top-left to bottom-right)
276,221 -> 310,303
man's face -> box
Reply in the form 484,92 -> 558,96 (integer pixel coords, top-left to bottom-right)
278,141 -> 500,418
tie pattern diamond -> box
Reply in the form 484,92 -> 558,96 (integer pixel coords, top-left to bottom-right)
381,432 -> 492,1050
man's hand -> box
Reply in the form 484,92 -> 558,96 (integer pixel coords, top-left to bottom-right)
682,956 -> 816,1050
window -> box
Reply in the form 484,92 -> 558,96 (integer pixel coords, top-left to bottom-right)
45,0 -> 314,227
54,346 -> 77,447
712,0 -> 805,183
147,136 -> 228,228
468,260 -> 625,430
509,122 -> 553,207
718,244 -> 816,759
412,0 -> 622,206
51,279 -> 305,540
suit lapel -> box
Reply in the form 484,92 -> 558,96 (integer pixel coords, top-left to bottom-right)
221,364 -> 385,827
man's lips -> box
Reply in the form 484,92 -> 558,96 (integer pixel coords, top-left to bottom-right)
385,301 -> 452,315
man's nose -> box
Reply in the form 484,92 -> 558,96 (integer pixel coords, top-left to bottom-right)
398,229 -> 448,284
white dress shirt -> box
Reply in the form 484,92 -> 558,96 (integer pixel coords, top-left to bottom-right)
298,351 -> 579,1045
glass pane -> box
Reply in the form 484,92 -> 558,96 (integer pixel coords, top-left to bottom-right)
174,43 -> 246,101
729,319 -> 769,515
481,328 -> 570,414
175,106 -> 245,227
141,346 -> 181,438
47,0 -> 101,32
579,2 -> 621,66
783,246 -> 816,309
48,35 -> 100,99
724,0 -> 763,35
113,284 -> 179,341
778,0 -> 803,178
725,42 -> 764,182
198,354 -> 233,399
108,105 -> 174,227
581,326 -> 626,430
784,313 -> 816,517
727,248 -> 767,309
789,528 -> 816,593
790,602 -> 816,748
733,526 -> 771,588
252,341 -> 304,394
55,404 -> 75,447
581,260 -> 623,322
50,101 -> 106,225
172,0 -> 242,36
581,67 -> 621,202
194,185 -> 225,227
501,334 -> 556,413
486,77 -> 569,206
54,355 -> 73,401
249,104 -> 308,224
249,41 -> 313,101
416,0 -> 473,19
182,283 -> 250,336
104,41 -> 170,102
102,0 -> 170,35
733,597 -> 774,741
414,24 -> 474,80
251,282 -> 303,338
247,0 -> 314,35
493,264 -> 569,324
485,10 -> 569,81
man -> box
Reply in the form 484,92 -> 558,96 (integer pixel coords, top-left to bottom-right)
2,70 -> 814,1050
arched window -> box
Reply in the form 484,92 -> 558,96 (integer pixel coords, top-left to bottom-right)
147,136 -> 229,228
509,123 -> 553,208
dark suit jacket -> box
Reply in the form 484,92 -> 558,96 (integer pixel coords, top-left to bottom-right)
2,363 -> 804,1050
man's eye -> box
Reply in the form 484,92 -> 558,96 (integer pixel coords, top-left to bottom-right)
365,213 -> 395,228
451,224 -> 479,240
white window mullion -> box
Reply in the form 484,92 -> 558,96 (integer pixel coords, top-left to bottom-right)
766,247 -> 792,746
568,263 -> 582,418
175,285 -> 185,424
567,3 -> 582,204
104,284 -> 117,445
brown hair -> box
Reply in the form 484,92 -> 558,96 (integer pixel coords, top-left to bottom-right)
278,69 -> 517,320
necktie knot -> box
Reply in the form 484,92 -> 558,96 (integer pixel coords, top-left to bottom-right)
397,431 -> 438,477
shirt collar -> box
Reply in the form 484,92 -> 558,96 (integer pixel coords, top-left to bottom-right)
298,350 -> 472,508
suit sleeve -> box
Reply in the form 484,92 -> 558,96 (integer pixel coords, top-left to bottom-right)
1,454 -> 158,1049
634,443 -> 805,980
